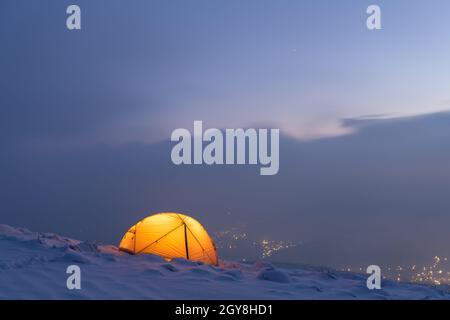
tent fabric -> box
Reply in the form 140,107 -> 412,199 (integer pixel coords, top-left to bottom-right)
119,213 -> 218,265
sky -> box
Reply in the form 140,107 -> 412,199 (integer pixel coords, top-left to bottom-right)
1,1 -> 450,269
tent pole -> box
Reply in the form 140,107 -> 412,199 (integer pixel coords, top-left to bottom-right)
184,223 -> 189,260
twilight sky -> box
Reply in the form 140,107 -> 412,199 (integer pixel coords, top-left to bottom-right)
1,0 -> 450,268
2,0 -> 450,146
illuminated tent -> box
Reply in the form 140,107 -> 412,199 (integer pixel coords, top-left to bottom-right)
119,213 -> 218,265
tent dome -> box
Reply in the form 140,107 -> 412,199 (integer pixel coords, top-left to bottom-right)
119,213 -> 218,265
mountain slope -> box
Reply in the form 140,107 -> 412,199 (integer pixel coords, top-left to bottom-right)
0,224 -> 448,300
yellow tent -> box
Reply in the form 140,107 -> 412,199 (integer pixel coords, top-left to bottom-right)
119,213 -> 218,265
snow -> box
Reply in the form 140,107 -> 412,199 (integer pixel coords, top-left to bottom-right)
0,224 -> 449,300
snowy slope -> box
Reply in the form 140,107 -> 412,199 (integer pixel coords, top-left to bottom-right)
0,224 -> 448,300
